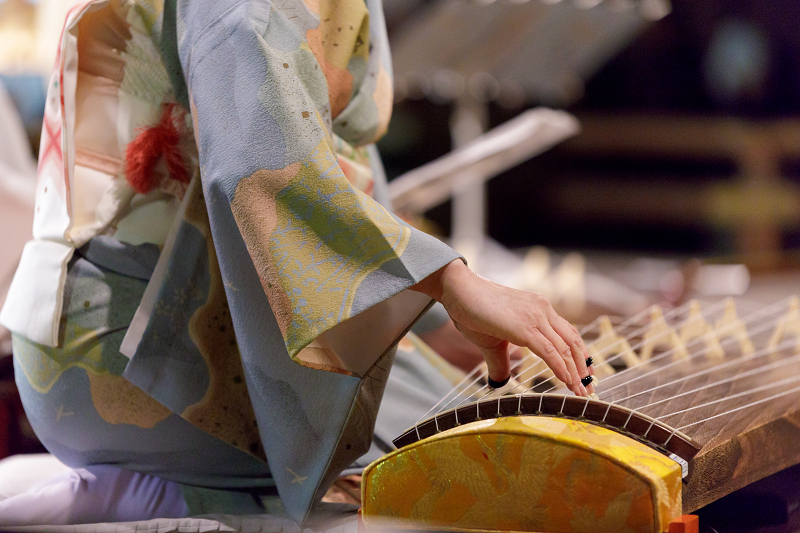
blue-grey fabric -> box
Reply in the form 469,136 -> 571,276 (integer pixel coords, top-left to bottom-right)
13,236 -> 462,517
342,336 -> 463,474
12,247 -> 274,491
78,237 -> 161,281
116,1 -> 461,520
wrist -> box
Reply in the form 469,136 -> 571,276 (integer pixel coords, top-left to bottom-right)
410,259 -> 468,302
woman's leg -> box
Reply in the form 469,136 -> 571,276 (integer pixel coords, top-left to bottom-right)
0,463 -> 189,526
10,244 -> 272,524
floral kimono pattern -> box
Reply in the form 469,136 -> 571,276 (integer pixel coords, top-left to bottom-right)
0,0 -> 459,523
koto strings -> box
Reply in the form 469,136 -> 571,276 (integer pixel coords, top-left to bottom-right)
407,295 -> 800,449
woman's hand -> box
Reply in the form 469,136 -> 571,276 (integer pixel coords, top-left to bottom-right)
418,319 -> 527,375
413,260 -> 594,397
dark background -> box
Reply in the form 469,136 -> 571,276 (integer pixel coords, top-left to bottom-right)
378,0 -> 800,257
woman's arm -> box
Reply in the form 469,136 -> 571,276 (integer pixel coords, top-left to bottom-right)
413,259 -> 594,397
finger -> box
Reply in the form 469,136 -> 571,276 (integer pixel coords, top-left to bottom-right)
481,340 -> 511,386
550,315 -> 595,394
526,329 -> 572,388
549,313 -> 589,371
537,322 -> 585,396
586,376 -> 599,394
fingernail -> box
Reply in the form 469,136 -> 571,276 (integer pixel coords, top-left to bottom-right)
564,372 -> 573,385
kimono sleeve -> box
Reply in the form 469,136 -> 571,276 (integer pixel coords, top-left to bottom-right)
178,0 -> 460,376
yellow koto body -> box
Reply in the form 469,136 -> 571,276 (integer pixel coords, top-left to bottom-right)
362,416 -> 682,533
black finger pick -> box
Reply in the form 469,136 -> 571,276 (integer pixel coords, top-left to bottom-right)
581,375 -> 593,387
488,375 -> 510,389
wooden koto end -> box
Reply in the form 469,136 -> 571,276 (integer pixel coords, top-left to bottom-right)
393,394 -> 701,466
362,416 -> 684,533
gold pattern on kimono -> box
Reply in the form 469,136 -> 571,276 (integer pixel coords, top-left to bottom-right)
14,324 -> 172,429
305,0 -> 370,118
232,136 -> 411,365
183,182 -> 265,460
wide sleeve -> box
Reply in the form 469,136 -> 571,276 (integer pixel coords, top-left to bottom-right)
176,0 -> 459,376
161,1 -> 462,520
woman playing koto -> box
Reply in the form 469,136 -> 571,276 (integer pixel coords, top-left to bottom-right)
0,0 -> 594,525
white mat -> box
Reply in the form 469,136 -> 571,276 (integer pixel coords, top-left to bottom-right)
7,513 -> 360,533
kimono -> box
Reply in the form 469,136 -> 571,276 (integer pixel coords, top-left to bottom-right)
0,0 -> 460,523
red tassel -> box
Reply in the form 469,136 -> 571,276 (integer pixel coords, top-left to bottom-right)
125,103 -> 189,194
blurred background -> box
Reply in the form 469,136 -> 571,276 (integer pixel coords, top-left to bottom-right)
378,0 -> 800,323
382,0 -> 800,262
1,0 -> 800,528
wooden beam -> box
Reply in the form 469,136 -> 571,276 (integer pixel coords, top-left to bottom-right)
563,114 -> 800,160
